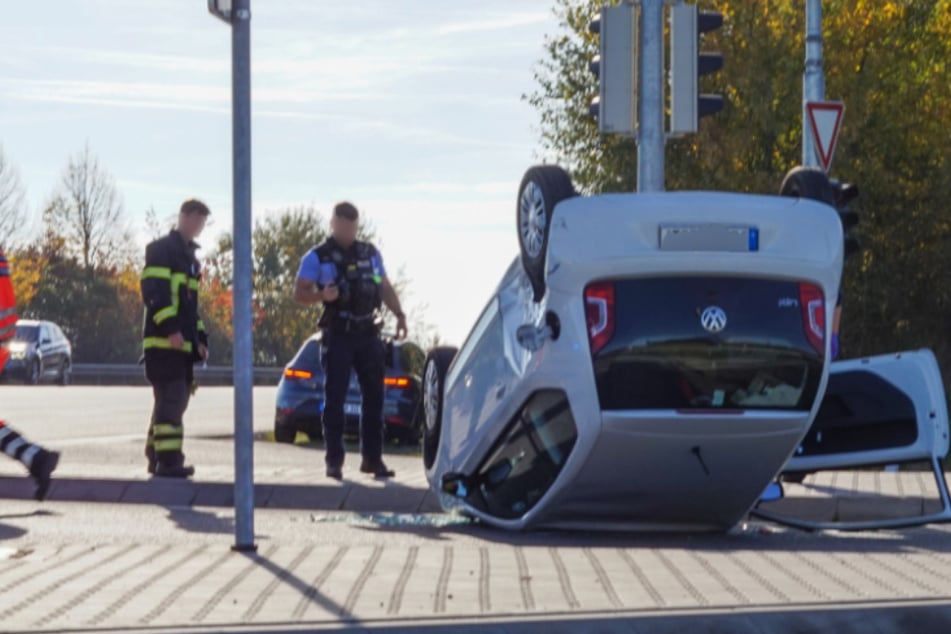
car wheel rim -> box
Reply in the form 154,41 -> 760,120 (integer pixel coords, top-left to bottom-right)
424,360 -> 439,433
519,181 -> 546,259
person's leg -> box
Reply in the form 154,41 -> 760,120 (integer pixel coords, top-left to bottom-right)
353,335 -> 392,477
152,378 -> 192,477
0,419 -> 59,500
145,385 -> 160,474
321,332 -> 353,477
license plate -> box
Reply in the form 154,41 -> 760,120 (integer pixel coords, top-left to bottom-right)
659,224 -> 759,252
344,403 -> 362,416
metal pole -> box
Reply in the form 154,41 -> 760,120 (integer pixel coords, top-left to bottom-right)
637,0 -> 665,192
803,0 -> 825,167
231,0 -> 256,552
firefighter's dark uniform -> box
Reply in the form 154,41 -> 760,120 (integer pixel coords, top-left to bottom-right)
297,237 -> 387,473
140,230 -> 208,474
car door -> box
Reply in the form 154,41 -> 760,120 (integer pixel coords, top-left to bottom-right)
38,323 -> 57,377
758,348 -> 951,530
54,325 -> 71,365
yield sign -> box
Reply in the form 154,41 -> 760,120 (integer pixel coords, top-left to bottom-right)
806,101 -> 845,172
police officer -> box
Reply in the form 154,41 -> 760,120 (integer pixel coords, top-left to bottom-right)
140,199 -> 210,478
294,202 -> 408,480
0,245 -> 59,500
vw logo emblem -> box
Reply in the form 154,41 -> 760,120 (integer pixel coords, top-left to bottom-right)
700,306 -> 728,333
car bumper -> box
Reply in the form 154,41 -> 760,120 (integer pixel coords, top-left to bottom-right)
0,358 -> 29,378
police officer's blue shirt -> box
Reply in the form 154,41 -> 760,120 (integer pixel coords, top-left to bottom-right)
296,242 -> 387,288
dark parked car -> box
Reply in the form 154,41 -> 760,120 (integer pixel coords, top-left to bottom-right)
1,320 -> 73,385
275,333 -> 425,445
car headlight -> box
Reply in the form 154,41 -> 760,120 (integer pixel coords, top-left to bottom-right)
7,342 -> 28,354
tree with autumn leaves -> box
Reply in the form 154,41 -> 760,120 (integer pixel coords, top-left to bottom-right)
528,0 -> 951,386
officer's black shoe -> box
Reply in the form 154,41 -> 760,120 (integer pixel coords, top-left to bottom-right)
360,460 -> 395,479
326,464 -> 343,481
30,450 -> 60,502
154,463 -> 195,478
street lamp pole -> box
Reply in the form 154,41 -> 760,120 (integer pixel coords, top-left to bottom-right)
209,0 -> 255,552
803,0 -> 825,167
637,0 -> 666,192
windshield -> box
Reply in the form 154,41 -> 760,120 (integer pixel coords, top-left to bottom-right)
14,325 -> 39,342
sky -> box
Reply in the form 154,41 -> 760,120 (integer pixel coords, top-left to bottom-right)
0,0 -> 561,346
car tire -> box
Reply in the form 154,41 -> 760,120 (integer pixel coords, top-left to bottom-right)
779,166 -> 835,205
58,359 -> 71,386
274,418 -> 297,444
27,359 -> 41,386
423,346 -> 458,471
517,165 -> 577,302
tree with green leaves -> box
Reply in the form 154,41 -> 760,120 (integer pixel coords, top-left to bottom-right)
528,0 -> 950,388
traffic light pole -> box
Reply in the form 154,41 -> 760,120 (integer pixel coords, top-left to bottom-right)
637,0 -> 665,193
803,0 -> 825,167
230,0 -> 256,552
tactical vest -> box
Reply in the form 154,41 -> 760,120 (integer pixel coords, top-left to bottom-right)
315,239 -> 383,330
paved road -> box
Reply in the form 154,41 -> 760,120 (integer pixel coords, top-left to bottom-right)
0,384 -> 281,442
1,386 -> 951,632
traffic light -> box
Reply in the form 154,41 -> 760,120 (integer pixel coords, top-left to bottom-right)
779,166 -> 860,259
588,4 -> 637,135
670,3 -> 724,134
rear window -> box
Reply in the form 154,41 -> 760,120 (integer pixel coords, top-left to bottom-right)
593,277 -> 824,411
293,340 -> 322,368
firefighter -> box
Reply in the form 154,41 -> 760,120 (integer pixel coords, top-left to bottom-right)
0,246 -> 59,500
140,199 -> 210,478
294,202 -> 408,480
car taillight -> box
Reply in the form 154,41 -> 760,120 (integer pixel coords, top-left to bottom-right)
798,282 -> 825,356
585,281 -> 616,356
284,368 -> 314,380
384,377 -> 410,388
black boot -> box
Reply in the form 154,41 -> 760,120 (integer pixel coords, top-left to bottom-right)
154,463 -> 195,478
30,449 -> 60,501
145,445 -> 156,475
153,453 -> 194,479
360,459 -> 394,479
326,464 -> 343,480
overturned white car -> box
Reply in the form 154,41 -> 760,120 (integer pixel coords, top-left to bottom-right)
422,166 -> 950,532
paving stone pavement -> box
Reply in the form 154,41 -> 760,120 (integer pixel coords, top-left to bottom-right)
2,467 -> 951,632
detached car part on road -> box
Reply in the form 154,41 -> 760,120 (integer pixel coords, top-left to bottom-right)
421,165 -> 950,533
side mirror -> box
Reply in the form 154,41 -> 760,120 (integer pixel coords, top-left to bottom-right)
441,472 -> 470,498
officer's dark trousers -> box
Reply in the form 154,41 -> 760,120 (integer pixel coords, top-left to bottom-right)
321,329 -> 385,468
145,354 -> 192,467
